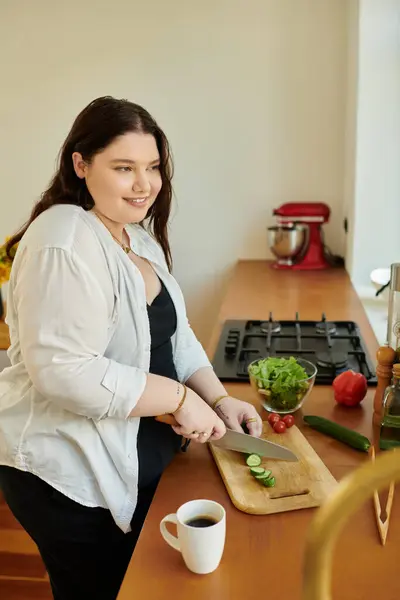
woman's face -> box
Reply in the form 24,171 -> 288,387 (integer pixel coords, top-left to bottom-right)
72,132 -> 162,225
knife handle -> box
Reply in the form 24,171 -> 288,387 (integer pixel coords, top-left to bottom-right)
156,414 -> 179,426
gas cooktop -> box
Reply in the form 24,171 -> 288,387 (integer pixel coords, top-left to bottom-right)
212,314 -> 377,386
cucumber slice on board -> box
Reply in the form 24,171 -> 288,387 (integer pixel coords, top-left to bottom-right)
254,470 -> 272,481
250,466 -> 265,476
246,454 -> 262,467
262,476 -> 276,487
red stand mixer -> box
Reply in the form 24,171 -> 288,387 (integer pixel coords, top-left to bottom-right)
268,202 -> 332,270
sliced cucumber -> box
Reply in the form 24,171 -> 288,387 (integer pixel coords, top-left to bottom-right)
246,454 -> 262,467
255,470 -> 272,481
250,466 -> 265,476
303,415 -> 371,453
263,476 -> 276,487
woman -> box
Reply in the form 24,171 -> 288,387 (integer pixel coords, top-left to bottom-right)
0,96 -> 262,600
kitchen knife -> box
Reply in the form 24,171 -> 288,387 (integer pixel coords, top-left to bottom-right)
156,415 -> 298,462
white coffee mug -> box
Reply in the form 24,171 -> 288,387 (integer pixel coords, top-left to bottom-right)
160,499 -> 226,574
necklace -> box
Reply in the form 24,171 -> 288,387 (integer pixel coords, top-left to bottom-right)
109,231 -> 131,254
94,212 -> 131,254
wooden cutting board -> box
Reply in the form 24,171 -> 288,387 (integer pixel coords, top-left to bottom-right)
209,423 -> 338,515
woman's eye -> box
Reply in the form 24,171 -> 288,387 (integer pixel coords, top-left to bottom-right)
115,166 -> 132,172
148,165 -> 160,172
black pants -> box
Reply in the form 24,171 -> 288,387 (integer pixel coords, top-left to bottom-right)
0,466 -> 159,600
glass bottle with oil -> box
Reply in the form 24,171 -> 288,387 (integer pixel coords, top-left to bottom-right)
380,363 -> 400,450
386,263 -> 400,357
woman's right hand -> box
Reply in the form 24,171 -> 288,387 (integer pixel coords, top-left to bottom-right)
172,388 -> 226,443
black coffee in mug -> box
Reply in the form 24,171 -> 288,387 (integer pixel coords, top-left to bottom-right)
185,515 -> 218,528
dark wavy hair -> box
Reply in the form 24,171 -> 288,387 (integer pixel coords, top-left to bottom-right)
6,96 -> 174,270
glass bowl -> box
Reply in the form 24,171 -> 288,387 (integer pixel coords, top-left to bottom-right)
248,356 -> 317,415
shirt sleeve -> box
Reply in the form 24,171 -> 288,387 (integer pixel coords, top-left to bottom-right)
170,282 -> 212,383
14,247 -> 146,421
174,316 -> 213,383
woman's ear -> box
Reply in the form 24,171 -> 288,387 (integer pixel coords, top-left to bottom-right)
72,152 -> 87,179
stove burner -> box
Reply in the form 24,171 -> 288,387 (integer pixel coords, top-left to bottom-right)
260,321 -> 281,334
316,351 -> 348,369
213,319 -> 377,385
316,321 -> 337,335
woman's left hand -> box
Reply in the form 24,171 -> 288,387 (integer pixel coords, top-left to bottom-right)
214,397 -> 263,438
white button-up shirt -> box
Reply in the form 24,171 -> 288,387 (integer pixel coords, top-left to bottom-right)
0,205 -> 211,532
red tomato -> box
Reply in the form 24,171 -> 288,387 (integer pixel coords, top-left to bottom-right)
332,370 -> 368,407
273,420 -> 287,434
267,413 -> 281,426
282,415 -> 295,428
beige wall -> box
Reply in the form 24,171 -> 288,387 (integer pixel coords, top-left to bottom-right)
343,0 -> 359,278
0,0 -> 347,345
344,0 -> 400,291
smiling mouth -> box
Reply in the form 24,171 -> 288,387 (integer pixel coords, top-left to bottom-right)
124,198 -> 148,206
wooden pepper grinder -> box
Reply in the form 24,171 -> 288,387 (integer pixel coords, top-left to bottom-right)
373,345 -> 396,426
373,264 -> 400,426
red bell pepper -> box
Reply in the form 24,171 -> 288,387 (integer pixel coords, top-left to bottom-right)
332,370 -> 368,407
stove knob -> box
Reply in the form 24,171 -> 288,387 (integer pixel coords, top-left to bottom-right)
224,341 -> 238,356
227,330 -> 239,340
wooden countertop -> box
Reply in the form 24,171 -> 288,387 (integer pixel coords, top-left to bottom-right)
118,261 -> 399,600
1,296 -> 10,350
0,323 -> 10,351
0,310 -> 9,351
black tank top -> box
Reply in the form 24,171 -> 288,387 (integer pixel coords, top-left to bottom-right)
136,279 -> 184,489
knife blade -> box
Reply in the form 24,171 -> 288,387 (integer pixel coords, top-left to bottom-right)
156,414 -> 298,462
212,428 -> 298,462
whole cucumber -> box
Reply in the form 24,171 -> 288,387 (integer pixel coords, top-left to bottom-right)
303,415 -> 371,453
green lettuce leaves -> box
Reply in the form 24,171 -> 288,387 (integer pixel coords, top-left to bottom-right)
249,357 -> 310,411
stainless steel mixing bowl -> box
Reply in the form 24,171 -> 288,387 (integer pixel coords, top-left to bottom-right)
267,224 -> 308,265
